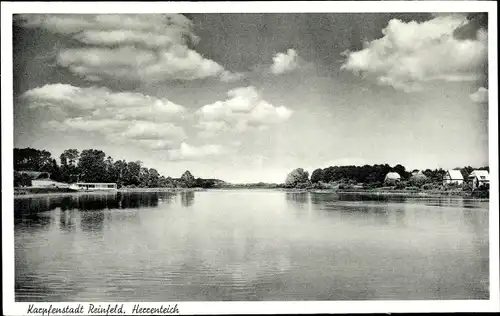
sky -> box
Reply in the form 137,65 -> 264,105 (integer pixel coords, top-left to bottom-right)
13,12 -> 489,183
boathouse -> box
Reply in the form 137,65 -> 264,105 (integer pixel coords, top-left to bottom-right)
73,183 -> 117,191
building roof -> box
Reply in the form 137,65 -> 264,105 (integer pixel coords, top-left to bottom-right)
32,179 -> 62,184
31,179 -> 68,187
447,170 -> 464,180
385,172 -> 401,180
469,170 -> 489,180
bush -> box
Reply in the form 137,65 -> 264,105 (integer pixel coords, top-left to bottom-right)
363,183 -> 378,190
422,183 -> 441,191
311,182 -> 330,189
405,186 -> 420,191
395,181 -> 407,190
295,182 -> 311,189
384,179 -> 399,187
14,172 -> 32,187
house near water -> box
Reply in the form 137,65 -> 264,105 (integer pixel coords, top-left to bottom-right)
468,170 -> 489,190
384,172 -> 401,184
442,169 -> 464,185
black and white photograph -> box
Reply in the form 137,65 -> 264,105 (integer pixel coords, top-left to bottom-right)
2,1 -> 499,315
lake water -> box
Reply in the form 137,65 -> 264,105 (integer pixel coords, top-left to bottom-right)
14,190 -> 489,301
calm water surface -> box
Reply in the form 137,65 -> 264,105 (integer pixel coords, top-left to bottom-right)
14,190 -> 489,301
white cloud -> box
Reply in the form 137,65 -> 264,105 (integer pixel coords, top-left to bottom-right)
196,86 -> 293,137
220,70 -> 245,83
195,121 -> 231,138
469,87 -> 488,103
17,14 -> 241,83
24,83 -> 186,120
122,121 -> 187,140
270,49 -> 299,75
22,83 -> 187,148
167,142 -> 232,161
341,15 -> 487,92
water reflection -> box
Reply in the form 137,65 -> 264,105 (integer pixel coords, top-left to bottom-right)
14,191 -> 490,301
180,191 -> 195,208
338,193 -> 407,203
80,210 -> 105,233
285,192 -> 309,208
15,212 -> 53,230
15,192 -> 177,215
394,208 -> 406,227
14,192 -> 179,233
59,209 -> 76,232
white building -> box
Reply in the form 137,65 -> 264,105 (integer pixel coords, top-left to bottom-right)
70,183 -> 117,191
468,170 -> 489,190
31,179 -> 69,188
443,169 -> 464,185
384,172 -> 401,183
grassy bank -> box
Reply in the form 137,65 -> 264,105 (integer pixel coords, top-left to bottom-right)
14,187 -> 205,198
118,187 -> 205,193
278,187 -> 488,198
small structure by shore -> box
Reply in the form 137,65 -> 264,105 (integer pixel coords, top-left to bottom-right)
31,179 -> 69,188
70,182 -> 117,191
468,170 -> 489,190
443,169 -> 464,185
384,172 -> 401,184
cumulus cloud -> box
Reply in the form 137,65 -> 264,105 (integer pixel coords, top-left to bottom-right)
22,83 -> 187,149
17,14 -> 241,83
270,49 -> 299,75
341,14 -> 487,92
166,142 -> 233,161
469,87 -> 488,103
196,86 -> 293,137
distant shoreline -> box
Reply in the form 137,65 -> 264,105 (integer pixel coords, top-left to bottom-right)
13,186 -> 488,200
279,188 -> 488,199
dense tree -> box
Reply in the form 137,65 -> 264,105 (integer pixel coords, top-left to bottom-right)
78,149 -> 107,183
14,172 -> 32,187
13,147 -> 228,189
48,159 -> 63,182
285,168 -> 310,188
139,167 -> 150,188
393,164 -> 410,180
113,160 -> 127,187
148,168 -> 160,188
14,148 -> 53,171
59,149 -> 80,183
181,170 -> 196,188
310,168 -> 324,183
162,176 -> 176,188
60,149 -> 79,167
124,161 -> 142,186
409,173 -> 429,187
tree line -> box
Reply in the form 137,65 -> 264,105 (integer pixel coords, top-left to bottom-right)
285,164 -> 490,189
14,147 -> 225,189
